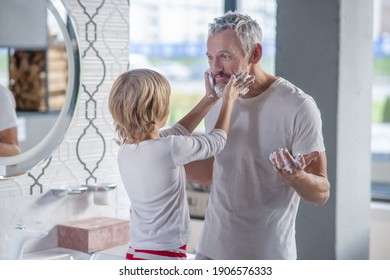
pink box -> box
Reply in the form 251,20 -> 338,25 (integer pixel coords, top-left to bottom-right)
58,217 -> 130,253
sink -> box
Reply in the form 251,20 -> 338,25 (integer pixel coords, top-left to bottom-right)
22,246 -> 122,260
91,244 -> 195,260
23,245 -> 195,260
23,247 -> 92,260
90,244 -> 128,260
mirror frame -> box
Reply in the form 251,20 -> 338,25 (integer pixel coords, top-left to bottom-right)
0,0 -> 81,178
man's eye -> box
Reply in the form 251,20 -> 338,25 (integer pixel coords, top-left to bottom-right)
222,54 -> 231,59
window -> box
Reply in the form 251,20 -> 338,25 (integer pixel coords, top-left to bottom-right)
129,0 -> 277,132
371,0 -> 390,201
128,1 -> 390,201
237,0 -> 276,75
0,48 -> 9,86
129,0 -> 223,132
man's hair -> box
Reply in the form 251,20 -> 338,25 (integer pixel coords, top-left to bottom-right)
208,11 -> 263,55
108,69 -> 170,144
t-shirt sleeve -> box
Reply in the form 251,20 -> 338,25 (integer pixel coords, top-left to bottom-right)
0,88 -> 18,131
160,122 -> 191,137
291,97 -> 325,155
170,129 -> 227,165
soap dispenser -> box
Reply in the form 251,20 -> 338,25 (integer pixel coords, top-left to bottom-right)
7,222 -> 48,260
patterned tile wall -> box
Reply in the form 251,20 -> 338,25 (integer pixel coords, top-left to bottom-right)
0,0 -> 130,258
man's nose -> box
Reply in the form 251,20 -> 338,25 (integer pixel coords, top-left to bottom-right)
209,58 -> 222,73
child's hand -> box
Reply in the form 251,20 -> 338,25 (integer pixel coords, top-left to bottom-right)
205,69 -> 219,99
223,72 -> 255,101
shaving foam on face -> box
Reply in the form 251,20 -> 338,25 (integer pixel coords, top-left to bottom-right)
214,85 -> 224,98
206,70 -> 254,98
235,72 -> 255,96
205,69 -> 221,98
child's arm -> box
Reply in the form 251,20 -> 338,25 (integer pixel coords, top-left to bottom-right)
171,74 -> 254,166
213,75 -> 241,133
212,72 -> 255,133
177,72 -> 219,134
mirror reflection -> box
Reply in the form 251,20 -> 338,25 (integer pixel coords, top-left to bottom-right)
0,0 -> 68,153
0,0 -> 80,178
0,84 -> 20,156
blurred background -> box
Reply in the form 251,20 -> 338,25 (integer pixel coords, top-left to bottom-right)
126,0 -> 390,203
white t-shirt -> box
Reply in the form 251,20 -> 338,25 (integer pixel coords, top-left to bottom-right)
0,84 -> 18,131
117,123 -> 227,250
197,77 -> 325,259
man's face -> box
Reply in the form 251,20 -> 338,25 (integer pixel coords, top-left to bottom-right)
206,28 -> 249,91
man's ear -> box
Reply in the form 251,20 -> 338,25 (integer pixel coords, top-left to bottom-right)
250,43 -> 262,64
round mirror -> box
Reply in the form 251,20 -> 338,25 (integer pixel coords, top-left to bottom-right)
0,0 -> 80,178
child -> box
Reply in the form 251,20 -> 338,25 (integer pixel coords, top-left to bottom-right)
108,68 -> 253,260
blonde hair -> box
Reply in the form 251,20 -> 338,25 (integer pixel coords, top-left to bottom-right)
108,69 -> 171,144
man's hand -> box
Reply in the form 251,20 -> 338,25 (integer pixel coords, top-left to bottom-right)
269,148 -> 319,178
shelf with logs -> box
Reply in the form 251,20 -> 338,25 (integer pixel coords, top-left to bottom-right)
8,43 -> 68,112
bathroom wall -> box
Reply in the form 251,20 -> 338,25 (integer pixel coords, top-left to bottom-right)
0,0 -> 130,258
369,202 -> 390,259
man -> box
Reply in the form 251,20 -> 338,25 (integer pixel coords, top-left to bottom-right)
0,84 -> 20,156
185,11 -> 330,260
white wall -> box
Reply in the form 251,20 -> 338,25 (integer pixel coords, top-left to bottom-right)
370,202 -> 390,259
